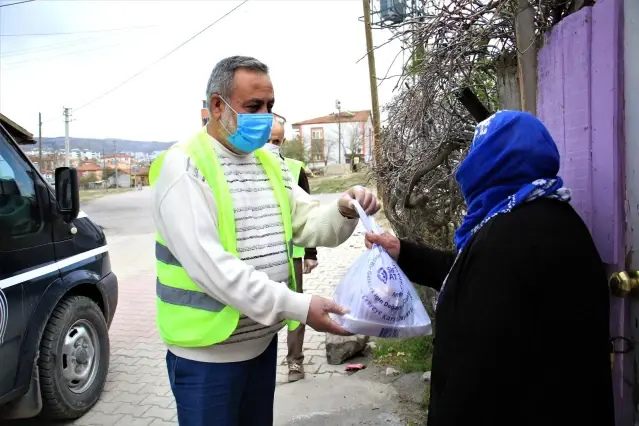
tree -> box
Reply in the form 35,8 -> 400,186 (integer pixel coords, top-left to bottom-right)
304,134 -> 336,167
280,136 -> 308,163
342,123 -> 363,162
79,174 -> 91,186
79,172 -> 98,186
321,138 -> 337,166
369,0 -> 575,316
322,126 -> 362,165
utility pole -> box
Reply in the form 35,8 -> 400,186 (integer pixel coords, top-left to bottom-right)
38,112 -> 42,172
362,0 -> 383,191
336,99 -> 342,164
113,140 -> 118,188
63,107 -> 71,167
515,0 -> 537,115
102,145 -> 107,192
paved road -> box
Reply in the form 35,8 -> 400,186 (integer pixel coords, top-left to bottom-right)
82,189 -> 156,236
13,188 -> 402,425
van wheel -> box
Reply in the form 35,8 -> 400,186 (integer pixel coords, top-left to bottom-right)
38,295 -> 110,420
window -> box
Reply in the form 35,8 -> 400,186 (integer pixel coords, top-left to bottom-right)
0,132 -> 41,238
309,127 -> 325,162
311,128 -> 323,140
310,140 -> 324,161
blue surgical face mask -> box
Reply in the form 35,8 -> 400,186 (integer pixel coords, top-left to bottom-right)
219,98 -> 273,153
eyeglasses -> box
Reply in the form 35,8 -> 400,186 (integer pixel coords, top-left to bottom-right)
273,113 -> 286,125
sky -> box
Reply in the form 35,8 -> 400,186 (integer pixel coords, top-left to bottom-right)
0,0 -> 406,142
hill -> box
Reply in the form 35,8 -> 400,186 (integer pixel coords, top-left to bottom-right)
39,137 -> 175,154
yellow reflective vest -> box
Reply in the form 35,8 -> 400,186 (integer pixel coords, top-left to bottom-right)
149,127 -> 300,348
284,157 -> 306,259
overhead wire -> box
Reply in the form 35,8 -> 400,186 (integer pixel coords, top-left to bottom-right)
0,0 -> 35,8
2,29 -> 160,65
2,43 -> 121,67
1,36 -> 108,57
72,0 -> 249,113
0,24 -> 159,37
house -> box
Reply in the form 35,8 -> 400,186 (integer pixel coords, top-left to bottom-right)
77,162 -> 103,180
131,167 -> 149,186
106,170 -> 131,188
28,154 -> 64,171
102,153 -> 133,170
291,110 -> 374,167
201,100 -> 209,126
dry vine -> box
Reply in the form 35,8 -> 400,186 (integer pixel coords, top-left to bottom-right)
371,0 -> 589,250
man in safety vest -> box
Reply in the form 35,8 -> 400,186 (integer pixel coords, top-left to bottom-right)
264,115 -> 317,383
150,56 -> 380,426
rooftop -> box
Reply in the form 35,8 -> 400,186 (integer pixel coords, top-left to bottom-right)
292,110 -> 371,126
103,153 -> 133,158
77,162 -> 102,172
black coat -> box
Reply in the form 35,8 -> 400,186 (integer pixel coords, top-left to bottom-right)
398,198 -> 615,426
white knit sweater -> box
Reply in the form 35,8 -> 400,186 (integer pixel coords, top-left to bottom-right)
151,132 -> 357,363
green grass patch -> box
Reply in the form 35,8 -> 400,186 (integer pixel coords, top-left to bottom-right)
309,171 -> 369,194
372,335 -> 434,373
374,335 -> 434,413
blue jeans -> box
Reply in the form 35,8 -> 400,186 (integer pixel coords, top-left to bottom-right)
166,335 -> 278,426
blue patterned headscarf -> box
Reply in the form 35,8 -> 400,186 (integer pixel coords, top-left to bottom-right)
454,110 -> 572,253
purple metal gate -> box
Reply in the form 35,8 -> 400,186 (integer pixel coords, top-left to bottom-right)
537,0 -> 628,424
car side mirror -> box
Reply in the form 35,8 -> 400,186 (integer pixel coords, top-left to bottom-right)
55,167 -> 80,222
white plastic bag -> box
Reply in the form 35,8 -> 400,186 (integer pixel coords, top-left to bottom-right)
331,201 -> 432,338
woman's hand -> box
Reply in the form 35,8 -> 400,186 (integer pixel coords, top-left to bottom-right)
365,232 -> 400,260
303,259 -> 318,274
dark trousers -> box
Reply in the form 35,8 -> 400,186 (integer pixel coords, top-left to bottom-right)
286,258 -> 305,366
166,335 -> 278,426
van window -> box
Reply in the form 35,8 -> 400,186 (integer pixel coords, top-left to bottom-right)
0,132 -> 41,238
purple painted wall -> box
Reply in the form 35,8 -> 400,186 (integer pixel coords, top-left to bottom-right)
537,1 -> 627,425
537,0 -> 623,266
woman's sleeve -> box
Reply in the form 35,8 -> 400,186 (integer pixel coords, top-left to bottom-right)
397,239 -> 455,290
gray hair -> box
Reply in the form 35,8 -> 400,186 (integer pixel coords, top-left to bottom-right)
205,56 -> 269,111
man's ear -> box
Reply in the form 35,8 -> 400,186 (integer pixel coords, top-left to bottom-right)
209,94 -> 224,120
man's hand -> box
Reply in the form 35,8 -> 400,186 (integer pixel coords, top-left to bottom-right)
303,259 -> 318,274
365,232 -> 400,260
306,295 -> 352,336
338,185 -> 381,218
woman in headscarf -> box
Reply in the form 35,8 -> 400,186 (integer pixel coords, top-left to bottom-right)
367,111 -> 614,426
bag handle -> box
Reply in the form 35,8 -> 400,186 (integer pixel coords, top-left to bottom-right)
351,200 -> 383,235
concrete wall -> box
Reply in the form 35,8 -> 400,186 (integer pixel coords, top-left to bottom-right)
107,173 -> 131,188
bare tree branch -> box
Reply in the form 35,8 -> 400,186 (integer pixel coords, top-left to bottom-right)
371,0 -> 572,250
